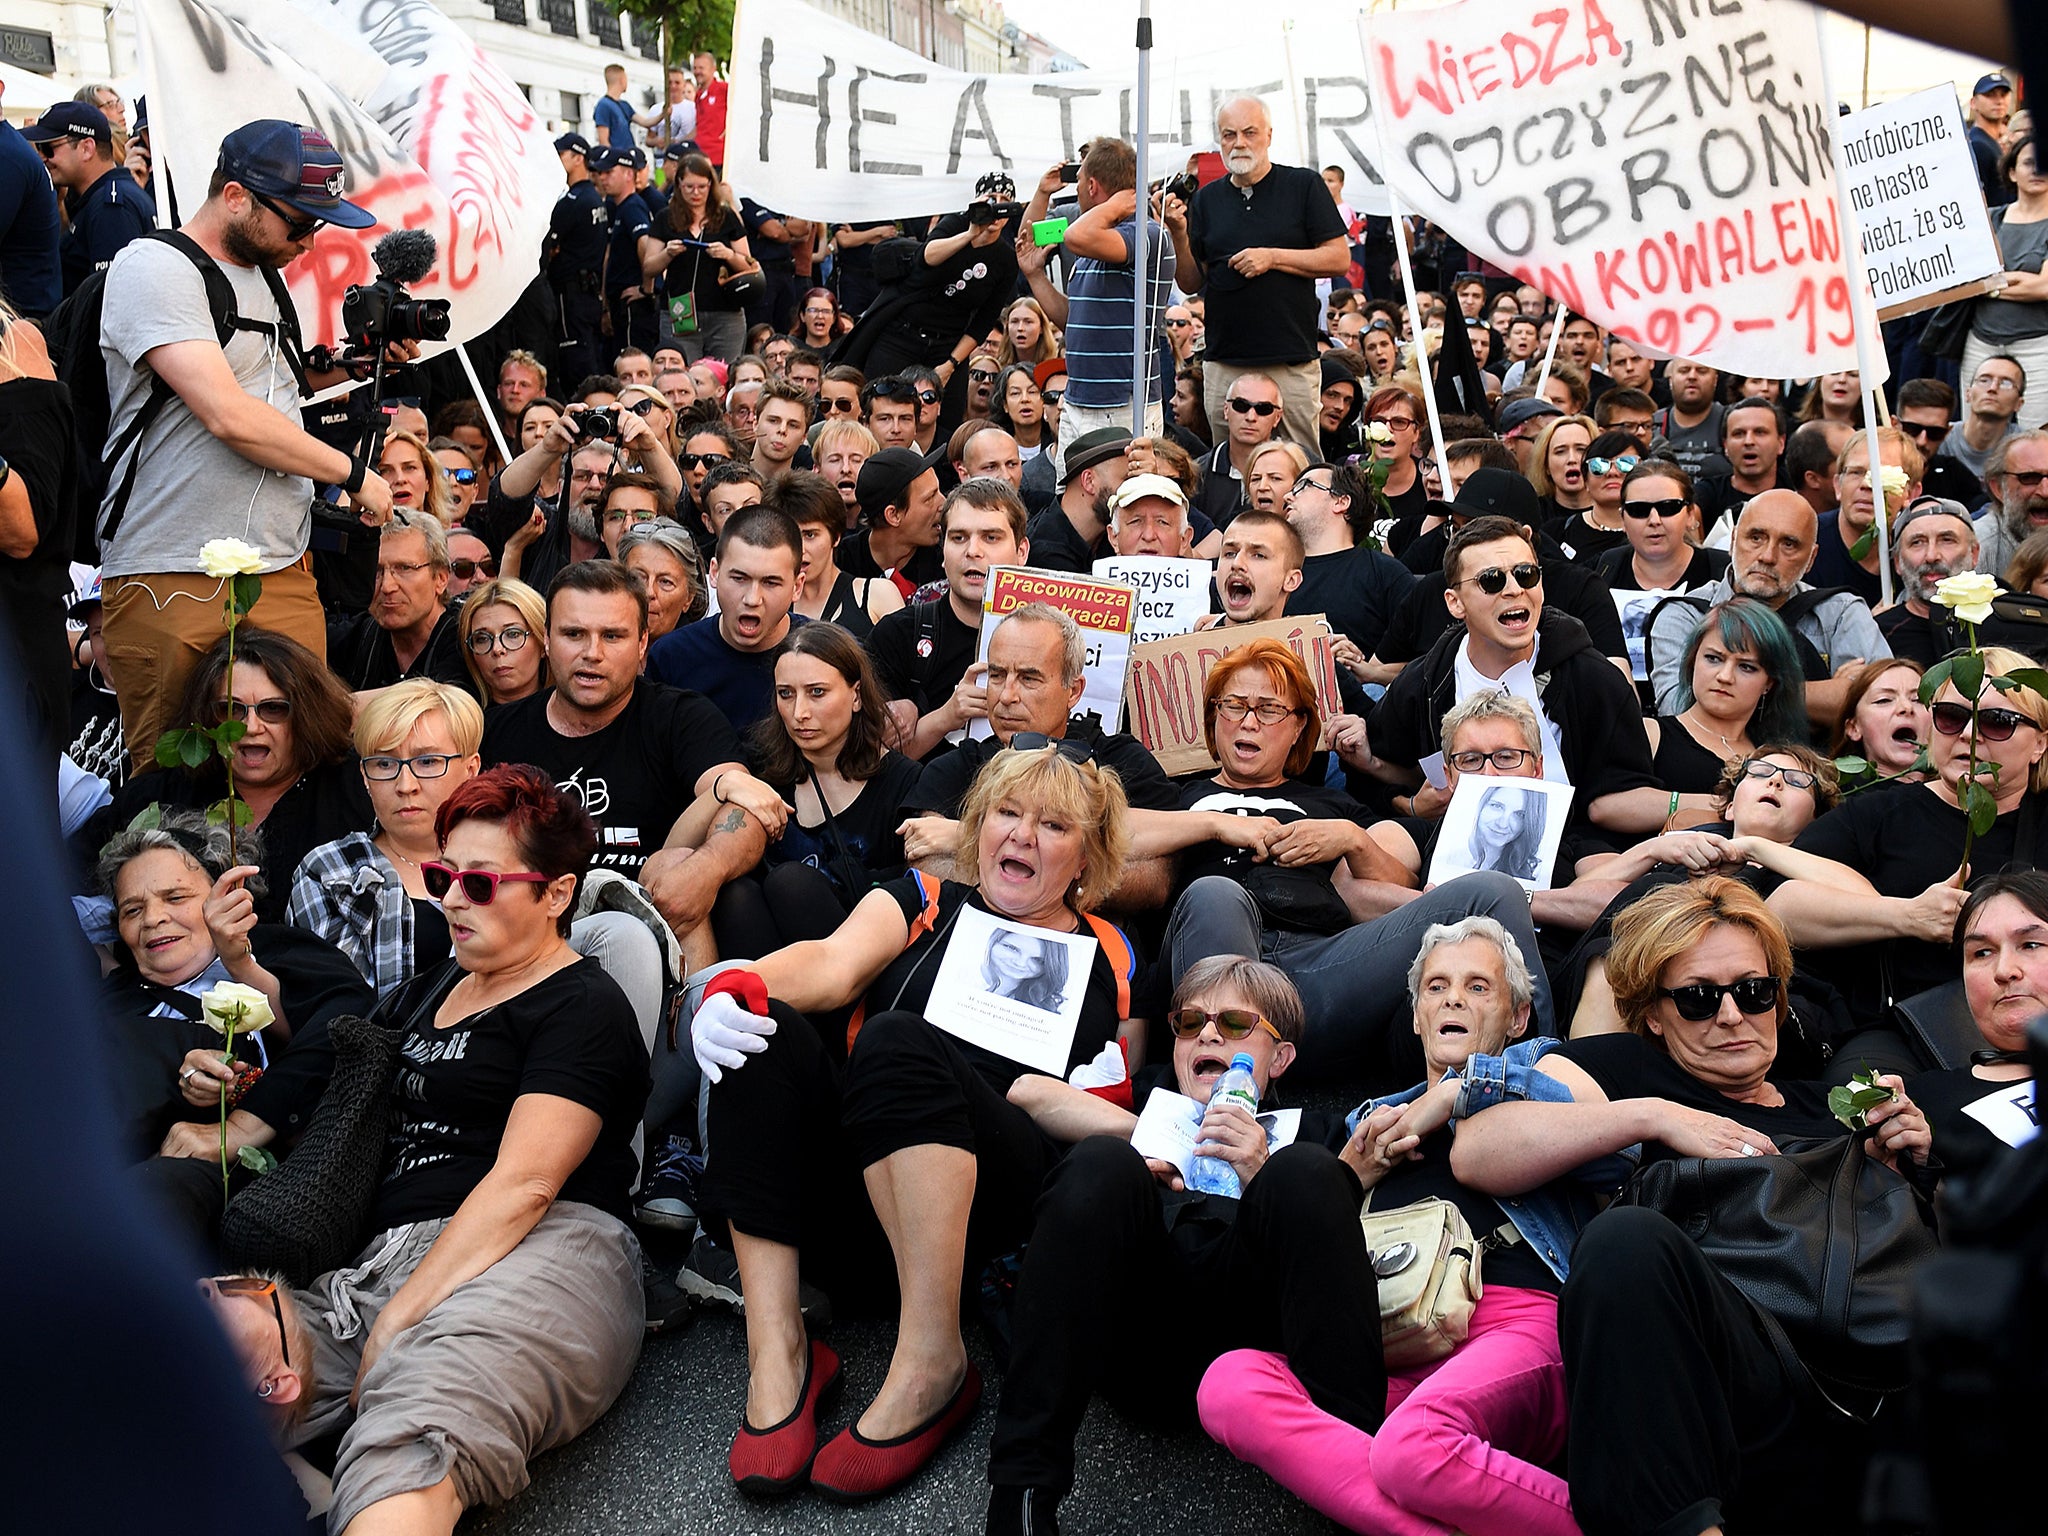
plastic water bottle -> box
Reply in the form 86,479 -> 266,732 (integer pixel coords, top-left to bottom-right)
1187,1052 -> 1260,1198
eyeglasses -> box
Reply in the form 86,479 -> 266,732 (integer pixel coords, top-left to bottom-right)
1457,562 -> 1543,595
1738,757 -> 1819,791
448,555 -> 497,580
445,467 -> 479,486
1900,421 -> 1949,442
1448,747 -> 1536,773
1971,374 -> 2022,393
1215,695 -> 1302,725
361,752 -> 460,781
1657,976 -> 1781,1022
251,191 -> 323,241
1372,416 -> 1418,431
421,861 -> 554,904
219,697 -> 292,724
375,560 -> 435,585
1167,1006 -> 1283,1042
1290,474 -> 1334,496
1587,455 -> 1639,476
467,623 -> 532,655
2005,469 -> 2048,491
677,452 -> 729,471
209,1276 -> 290,1368
1931,700 -> 2034,742
1623,497 -> 1688,519
1009,731 -> 1096,764
1228,397 -> 1280,417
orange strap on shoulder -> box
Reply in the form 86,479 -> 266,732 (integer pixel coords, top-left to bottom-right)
1081,911 -> 1135,1021
846,872 -> 944,1055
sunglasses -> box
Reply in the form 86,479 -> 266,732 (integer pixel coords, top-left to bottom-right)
1364,319 -> 1395,334
968,368 -> 999,384
1458,562 -> 1543,595
1008,731 -> 1097,765
219,697 -> 292,724
915,389 -> 941,405
1228,397 -> 1281,417
1042,390 -> 1064,407
627,398 -> 665,417
445,467 -> 479,486
1738,758 -> 1819,791
252,191 -> 323,241
1931,701 -> 2034,742
448,555 -> 497,579
1168,1006 -> 1283,1042
2006,470 -> 2048,491
1658,976 -> 1781,1022
209,1276 -> 290,1367
1587,455 -> 1639,476
1448,747 -> 1536,773
361,752 -> 460,781
1900,421 -> 1948,441
467,624 -> 532,654
1164,318 -> 1192,328
823,396 -> 859,413
421,861 -> 554,904
677,452 -> 729,471
1623,497 -> 1688,519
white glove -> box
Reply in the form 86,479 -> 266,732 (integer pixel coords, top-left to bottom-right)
691,990 -> 777,1083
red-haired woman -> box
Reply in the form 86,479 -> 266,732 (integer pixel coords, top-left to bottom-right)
1363,384 -> 1430,521
278,765 -> 651,1535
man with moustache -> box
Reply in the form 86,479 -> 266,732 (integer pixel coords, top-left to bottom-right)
1974,429 -> 2048,575
1875,499 -> 1987,665
1025,428 -> 1136,572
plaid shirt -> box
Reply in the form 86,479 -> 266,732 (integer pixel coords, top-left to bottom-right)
287,833 -> 413,999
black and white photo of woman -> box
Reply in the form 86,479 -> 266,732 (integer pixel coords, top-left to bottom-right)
981,928 -> 1070,1013
1468,783 -> 1548,882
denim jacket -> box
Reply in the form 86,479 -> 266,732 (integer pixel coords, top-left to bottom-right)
1350,1037 -> 1633,1282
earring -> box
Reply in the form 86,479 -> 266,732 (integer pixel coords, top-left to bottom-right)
258,1382 -> 274,1398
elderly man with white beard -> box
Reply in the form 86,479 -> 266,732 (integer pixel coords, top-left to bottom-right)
1876,499 -> 1987,666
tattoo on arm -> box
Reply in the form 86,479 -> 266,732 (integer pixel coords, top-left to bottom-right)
715,806 -> 749,835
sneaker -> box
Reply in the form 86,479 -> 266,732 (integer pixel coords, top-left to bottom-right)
679,1232 -> 834,1327
633,1132 -> 704,1233
642,1255 -> 693,1335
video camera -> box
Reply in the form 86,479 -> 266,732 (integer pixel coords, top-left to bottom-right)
1152,170 -> 1199,205
968,200 -> 1025,226
342,228 -> 451,352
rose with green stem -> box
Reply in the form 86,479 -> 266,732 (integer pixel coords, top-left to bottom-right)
199,980 -> 275,1201
155,540 -> 266,859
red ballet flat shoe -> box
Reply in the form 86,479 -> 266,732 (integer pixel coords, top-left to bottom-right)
809,1363 -> 984,1503
728,1338 -> 841,1496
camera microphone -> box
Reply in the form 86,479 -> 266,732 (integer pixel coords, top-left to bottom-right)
371,228 -> 438,286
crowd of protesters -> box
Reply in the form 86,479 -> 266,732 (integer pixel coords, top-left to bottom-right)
1,48 -> 2044,1536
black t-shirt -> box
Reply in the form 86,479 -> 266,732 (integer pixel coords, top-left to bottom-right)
1549,513 -> 1631,568
1595,543 -> 1729,593
863,875 -> 1130,1088
1907,1065 -> 2035,1184
1809,514 -> 1885,607
1557,1032 -> 1841,1163
1187,164 -> 1346,366
902,717 -> 1181,818
665,206 -> 749,313
1285,545 -> 1417,658
899,212 -> 1020,338
762,751 -> 926,884
645,613 -> 804,734
325,608 -> 476,695
480,680 -> 742,879
1370,1125 -> 1559,1293
1650,715 -> 1735,795
867,599 -> 980,721
1794,784 -> 2036,1012
838,527 -> 944,592
1173,776 -> 1370,934
0,375 -> 76,733
371,957 -> 650,1229
1024,507 -> 1107,575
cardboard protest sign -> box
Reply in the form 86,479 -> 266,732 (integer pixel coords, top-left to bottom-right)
969,567 -> 1137,739
727,0 -> 1393,219
1093,556 -> 1213,644
1361,0 -> 1868,377
1834,86 -> 2003,320
136,0 -> 560,351
1124,616 -> 1340,776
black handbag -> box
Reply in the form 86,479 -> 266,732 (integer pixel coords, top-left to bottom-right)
1916,298 -> 1976,362
1618,1134 -> 1939,1398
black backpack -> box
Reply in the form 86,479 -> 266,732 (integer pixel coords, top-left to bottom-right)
870,235 -> 925,288
44,229 -> 301,556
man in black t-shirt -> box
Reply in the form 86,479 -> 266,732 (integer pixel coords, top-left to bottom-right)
1162,96 -> 1350,456
478,562 -> 767,967
1025,428 -> 1134,573
646,506 -> 804,731
326,516 -> 475,695
1280,460 -> 1417,673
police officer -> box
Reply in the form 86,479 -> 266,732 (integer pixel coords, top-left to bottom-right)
632,146 -> 668,228
547,132 -> 609,383
590,143 -> 661,355
22,102 -> 155,297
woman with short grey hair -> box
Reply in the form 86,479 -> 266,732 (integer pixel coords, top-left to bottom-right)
618,516 -> 707,642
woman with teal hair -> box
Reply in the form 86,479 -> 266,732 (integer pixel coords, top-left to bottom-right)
1646,597 -> 1810,810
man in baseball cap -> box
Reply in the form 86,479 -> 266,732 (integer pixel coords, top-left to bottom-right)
1105,471 -> 1193,557
23,101 -> 156,296
216,119 -> 377,230
1967,73 -> 2016,205
1497,395 -> 1563,476
846,445 -> 948,597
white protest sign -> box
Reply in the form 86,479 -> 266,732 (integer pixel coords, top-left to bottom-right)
1361,0 -> 1868,377
923,905 -> 1098,1077
1093,556 -> 1213,644
136,0 -> 561,352
968,567 -> 1137,739
1427,775 -> 1576,895
1961,1079 -> 2039,1149
1835,86 -> 2003,320
726,0 -> 1392,220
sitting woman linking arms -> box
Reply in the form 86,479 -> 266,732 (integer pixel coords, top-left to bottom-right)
686,744 -> 1138,1501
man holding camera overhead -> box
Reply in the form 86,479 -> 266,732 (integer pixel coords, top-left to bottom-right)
1018,138 -> 1176,479
1161,96 -> 1350,458
95,120 -> 399,773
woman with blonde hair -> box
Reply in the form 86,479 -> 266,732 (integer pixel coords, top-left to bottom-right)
458,577 -> 549,706
377,429 -> 453,527
1527,412 -> 1596,525
995,296 -> 1062,368
1245,440 -> 1311,514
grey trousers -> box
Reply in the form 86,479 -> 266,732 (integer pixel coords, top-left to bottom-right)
289,1201 -> 642,1532
1162,872 -> 1555,1082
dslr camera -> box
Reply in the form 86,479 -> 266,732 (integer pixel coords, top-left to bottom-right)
341,229 -> 452,352
1154,170 -> 1200,205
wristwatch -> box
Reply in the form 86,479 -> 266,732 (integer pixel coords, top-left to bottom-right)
0,452 -> 11,494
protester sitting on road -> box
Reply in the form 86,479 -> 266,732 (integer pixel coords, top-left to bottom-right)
1451,879 -> 1932,1536
685,745 -> 1138,1501
781,469 -> 902,637
326,512 -> 476,695
1643,597 -> 1809,801
458,576 -> 550,705
1593,458 -> 1729,598
617,518 -> 707,646
988,959 -> 1378,1536
1550,429 -> 1640,569
268,765 -> 650,1536
1829,658 -> 1931,785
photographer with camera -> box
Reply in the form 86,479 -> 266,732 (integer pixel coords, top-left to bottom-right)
475,398 -> 683,596
95,121 -> 402,774
1161,97 -> 1350,456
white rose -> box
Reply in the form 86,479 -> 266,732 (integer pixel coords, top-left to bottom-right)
200,979 -> 274,1036
1366,421 -> 1394,446
1933,571 -> 1999,627
198,538 -> 266,578
1878,465 -> 1909,507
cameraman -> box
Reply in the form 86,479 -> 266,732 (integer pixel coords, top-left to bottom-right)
97,120 -> 400,774
475,400 -> 682,595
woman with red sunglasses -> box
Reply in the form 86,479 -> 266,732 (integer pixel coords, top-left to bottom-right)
1772,645 -> 2048,1020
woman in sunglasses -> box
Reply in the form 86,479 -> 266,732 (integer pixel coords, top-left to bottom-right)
989,957 -> 1379,1534
90,630 -> 364,924
1595,459 -> 1728,600
1642,597 -> 1808,802
1549,429 -> 1640,568
287,681 -> 483,997
617,382 -> 679,456
1454,879 -> 1931,1536
430,438 -> 483,527
683,745 -> 1135,1500
430,401 -> 503,486
1775,645 -> 2048,1018
278,764 -> 649,1535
